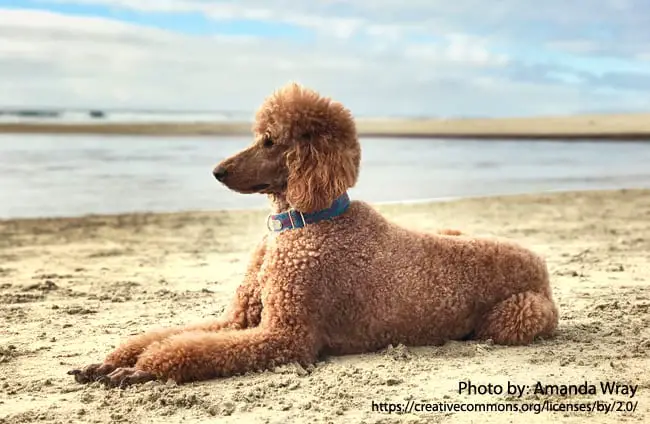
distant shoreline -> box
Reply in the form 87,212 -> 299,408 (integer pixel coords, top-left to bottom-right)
1,113 -> 650,140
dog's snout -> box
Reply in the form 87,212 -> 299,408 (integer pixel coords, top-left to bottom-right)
213,165 -> 228,182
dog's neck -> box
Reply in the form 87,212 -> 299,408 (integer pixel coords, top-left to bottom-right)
267,193 -> 291,213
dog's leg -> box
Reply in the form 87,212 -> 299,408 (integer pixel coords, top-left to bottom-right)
68,301 -> 253,384
474,291 -> 558,345
97,274 -> 319,387
69,238 -> 267,384
101,274 -> 264,369
99,325 -> 317,387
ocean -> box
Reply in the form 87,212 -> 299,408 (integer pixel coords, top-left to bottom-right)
1,134 -> 649,219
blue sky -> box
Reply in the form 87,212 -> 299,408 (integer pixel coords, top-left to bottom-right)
1,0 -> 649,116
0,0 -> 314,38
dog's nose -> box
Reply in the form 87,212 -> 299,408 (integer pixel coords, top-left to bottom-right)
213,166 -> 228,181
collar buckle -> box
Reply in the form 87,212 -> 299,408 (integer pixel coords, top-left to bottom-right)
266,214 -> 283,231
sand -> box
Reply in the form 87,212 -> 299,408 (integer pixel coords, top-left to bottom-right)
1,189 -> 649,424
2,113 -> 650,139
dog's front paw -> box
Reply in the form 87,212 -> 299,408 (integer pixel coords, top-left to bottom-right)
67,362 -> 117,384
97,367 -> 157,388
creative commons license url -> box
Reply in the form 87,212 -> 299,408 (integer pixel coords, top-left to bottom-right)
371,399 -> 639,414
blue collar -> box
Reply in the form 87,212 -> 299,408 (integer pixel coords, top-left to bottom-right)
267,192 -> 351,232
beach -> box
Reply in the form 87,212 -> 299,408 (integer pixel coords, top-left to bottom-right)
1,188 -> 649,424
2,113 -> 650,139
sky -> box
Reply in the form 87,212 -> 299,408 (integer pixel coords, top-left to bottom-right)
1,0 -> 650,117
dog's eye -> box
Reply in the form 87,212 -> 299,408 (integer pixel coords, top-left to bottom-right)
263,136 -> 274,148
301,132 -> 312,141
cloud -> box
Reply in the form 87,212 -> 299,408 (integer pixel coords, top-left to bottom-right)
1,3 -> 650,116
37,0 -> 650,53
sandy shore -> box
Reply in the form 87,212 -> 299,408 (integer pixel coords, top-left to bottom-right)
2,113 -> 650,139
1,189 -> 649,424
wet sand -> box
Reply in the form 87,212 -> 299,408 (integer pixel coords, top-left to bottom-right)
1,189 -> 649,423
2,113 -> 650,139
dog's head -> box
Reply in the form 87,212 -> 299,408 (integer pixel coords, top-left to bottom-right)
213,82 -> 360,213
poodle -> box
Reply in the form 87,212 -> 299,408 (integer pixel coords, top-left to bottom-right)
69,82 -> 558,387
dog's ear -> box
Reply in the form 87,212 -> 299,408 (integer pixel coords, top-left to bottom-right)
285,134 -> 358,213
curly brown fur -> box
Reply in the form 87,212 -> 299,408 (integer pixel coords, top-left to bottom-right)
69,82 -> 558,387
